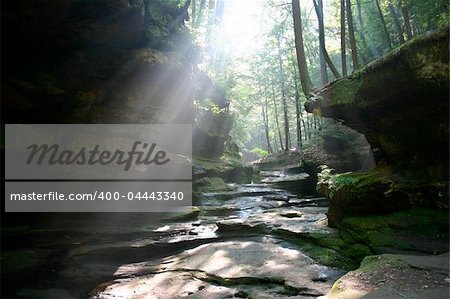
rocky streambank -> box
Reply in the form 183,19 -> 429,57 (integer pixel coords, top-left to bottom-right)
2,172 -> 347,298
302,28 -> 449,298
2,160 -> 448,298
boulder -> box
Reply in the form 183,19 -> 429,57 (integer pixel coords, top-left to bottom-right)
305,28 -> 449,177
306,29 -> 449,225
322,253 -> 449,299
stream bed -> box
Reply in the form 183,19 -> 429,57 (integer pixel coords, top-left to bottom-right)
2,177 -> 346,299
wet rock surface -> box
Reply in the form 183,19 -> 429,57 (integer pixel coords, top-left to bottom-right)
2,176 -> 346,299
94,239 -> 343,299
2,171 -> 448,298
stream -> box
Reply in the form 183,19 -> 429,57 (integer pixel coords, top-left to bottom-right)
3,173 -> 346,299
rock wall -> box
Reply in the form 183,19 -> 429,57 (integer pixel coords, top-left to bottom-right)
2,0 -> 230,156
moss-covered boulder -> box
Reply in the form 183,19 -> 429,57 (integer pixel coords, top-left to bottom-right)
277,207 -> 448,270
193,156 -> 253,183
339,208 -> 449,254
323,253 -> 449,299
318,166 -> 449,226
307,29 -> 449,225
193,176 -> 230,193
305,28 -> 449,178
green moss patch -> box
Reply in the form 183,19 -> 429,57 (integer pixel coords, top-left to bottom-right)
340,208 -> 449,253
193,177 -> 230,193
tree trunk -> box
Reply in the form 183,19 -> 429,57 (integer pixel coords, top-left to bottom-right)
194,0 -> 206,28
346,0 -> 359,70
313,0 -> 341,79
271,83 -> 284,151
262,101 -> 273,153
340,0 -> 347,76
204,0 -> 215,52
301,117 -> 307,140
291,0 -> 313,96
191,0 -> 196,26
388,4 -> 405,44
401,4 -> 413,39
276,36 -> 290,151
293,73 -> 303,147
356,0 -> 378,58
375,0 -> 392,50
313,115 -> 318,135
306,115 -> 312,139
315,0 -> 328,84
214,0 -> 224,25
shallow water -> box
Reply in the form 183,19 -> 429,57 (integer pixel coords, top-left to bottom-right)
2,178 -> 344,299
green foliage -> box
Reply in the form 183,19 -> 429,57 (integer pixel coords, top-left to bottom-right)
250,147 -> 268,157
188,0 -> 449,161
326,168 -> 392,198
194,99 -> 223,114
317,165 -> 335,186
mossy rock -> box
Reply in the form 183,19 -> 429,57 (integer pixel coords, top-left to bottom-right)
193,177 -> 230,193
286,208 -> 448,269
166,207 -> 201,222
327,254 -> 411,297
339,208 -> 449,254
322,168 -> 410,226
321,166 -> 448,226
306,29 -> 449,179
193,157 -> 253,184
292,238 -> 355,269
358,254 -> 410,272
193,158 -> 234,175
307,232 -> 374,267
273,230 -> 356,269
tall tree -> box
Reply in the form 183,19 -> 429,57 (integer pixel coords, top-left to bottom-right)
271,82 -> 284,151
261,98 -> 273,153
291,0 -> 313,96
191,0 -> 196,25
194,0 -> 206,28
214,0 -> 224,24
276,34 -> 290,151
316,0 -> 328,84
313,0 -> 341,79
293,70 -> 303,147
388,4 -> 405,44
400,2 -> 413,39
340,0 -> 348,76
346,0 -> 360,70
355,0 -> 379,58
375,0 -> 392,50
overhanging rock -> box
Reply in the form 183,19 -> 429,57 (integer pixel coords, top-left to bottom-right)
305,28 -> 449,177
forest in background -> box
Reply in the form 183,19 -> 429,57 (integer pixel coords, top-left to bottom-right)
184,0 -> 449,161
